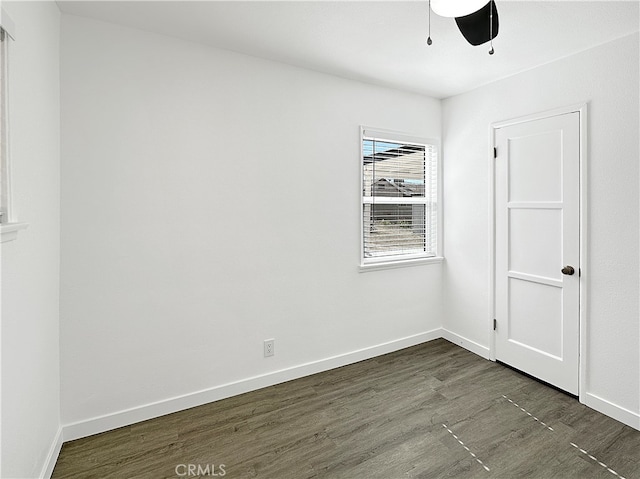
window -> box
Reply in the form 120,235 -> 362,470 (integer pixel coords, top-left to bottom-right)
0,8 -> 26,243
361,128 -> 440,268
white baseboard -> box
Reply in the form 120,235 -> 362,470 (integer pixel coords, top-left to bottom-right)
583,392 -> 640,431
41,426 -> 63,479
441,328 -> 491,360
57,330 -> 640,456
63,329 -> 443,442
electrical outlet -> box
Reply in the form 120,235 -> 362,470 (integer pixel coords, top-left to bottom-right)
264,339 -> 275,357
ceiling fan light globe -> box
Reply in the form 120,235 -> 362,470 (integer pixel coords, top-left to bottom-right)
431,0 -> 488,18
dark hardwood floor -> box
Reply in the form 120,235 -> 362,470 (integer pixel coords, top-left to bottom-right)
52,339 -> 640,478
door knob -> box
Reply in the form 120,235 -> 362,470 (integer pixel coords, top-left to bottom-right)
561,265 -> 575,276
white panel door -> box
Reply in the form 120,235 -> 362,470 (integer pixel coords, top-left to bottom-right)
495,111 -> 580,395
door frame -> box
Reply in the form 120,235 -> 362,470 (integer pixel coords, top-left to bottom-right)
488,103 -> 588,402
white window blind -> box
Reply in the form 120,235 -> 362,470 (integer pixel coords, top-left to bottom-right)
361,130 -> 438,265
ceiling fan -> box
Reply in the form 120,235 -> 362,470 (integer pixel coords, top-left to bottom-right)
427,0 -> 499,55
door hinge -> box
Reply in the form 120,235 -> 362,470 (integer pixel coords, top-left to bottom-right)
493,319 -> 497,331
493,147 -> 497,159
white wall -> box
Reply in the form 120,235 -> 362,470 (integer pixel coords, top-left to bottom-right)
1,1 -> 61,477
60,15 -> 443,434
442,33 -> 639,427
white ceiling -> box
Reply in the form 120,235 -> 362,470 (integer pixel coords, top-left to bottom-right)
57,1 -> 640,99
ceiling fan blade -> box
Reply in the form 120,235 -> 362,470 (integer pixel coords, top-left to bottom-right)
455,1 -> 499,46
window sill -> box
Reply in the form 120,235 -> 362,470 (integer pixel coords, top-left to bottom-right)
1,222 -> 29,243
359,256 -> 444,272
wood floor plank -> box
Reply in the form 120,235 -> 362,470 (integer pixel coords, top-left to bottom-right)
52,339 -> 640,478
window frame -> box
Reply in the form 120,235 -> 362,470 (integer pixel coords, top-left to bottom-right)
359,127 -> 443,271
0,8 -> 27,243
